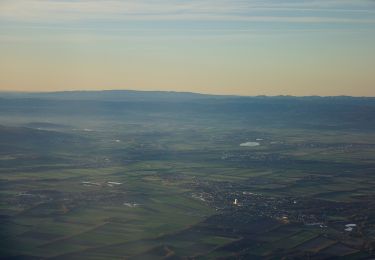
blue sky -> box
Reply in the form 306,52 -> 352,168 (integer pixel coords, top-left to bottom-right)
1,0 -> 375,95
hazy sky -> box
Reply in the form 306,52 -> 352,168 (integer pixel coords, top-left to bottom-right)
0,0 -> 375,96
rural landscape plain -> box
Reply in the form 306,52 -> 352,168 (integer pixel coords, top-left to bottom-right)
0,91 -> 375,259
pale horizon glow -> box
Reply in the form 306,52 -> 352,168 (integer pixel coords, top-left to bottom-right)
1,0 -> 375,96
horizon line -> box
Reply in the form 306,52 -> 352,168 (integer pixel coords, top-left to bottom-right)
0,89 -> 374,99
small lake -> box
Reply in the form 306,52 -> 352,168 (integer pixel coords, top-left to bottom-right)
240,142 -> 260,147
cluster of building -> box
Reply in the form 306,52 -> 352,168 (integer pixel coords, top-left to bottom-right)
189,178 -> 371,237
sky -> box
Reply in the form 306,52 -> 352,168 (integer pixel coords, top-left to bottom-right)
0,0 -> 375,96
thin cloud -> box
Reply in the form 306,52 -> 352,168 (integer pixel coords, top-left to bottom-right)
0,0 -> 374,24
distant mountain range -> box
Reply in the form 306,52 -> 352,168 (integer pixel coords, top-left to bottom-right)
0,89 -> 374,102
1,90 -> 375,130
